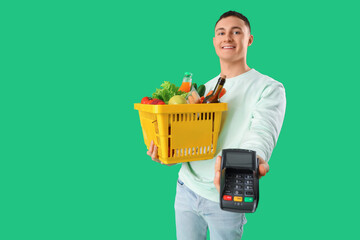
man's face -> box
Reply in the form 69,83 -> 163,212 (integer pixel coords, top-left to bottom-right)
213,16 -> 253,63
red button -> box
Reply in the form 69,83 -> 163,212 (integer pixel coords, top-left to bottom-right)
223,195 -> 232,201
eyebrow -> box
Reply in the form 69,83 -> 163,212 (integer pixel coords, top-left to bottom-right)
215,26 -> 243,32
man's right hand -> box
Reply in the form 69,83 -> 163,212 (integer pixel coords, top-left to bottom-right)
147,140 -> 176,166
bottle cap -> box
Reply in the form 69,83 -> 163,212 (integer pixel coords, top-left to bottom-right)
184,72 -> 193,77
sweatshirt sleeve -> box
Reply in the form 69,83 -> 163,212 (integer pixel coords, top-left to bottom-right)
239,82 -> 286,162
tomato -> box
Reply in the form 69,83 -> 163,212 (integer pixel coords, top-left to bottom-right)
141,97 -> 152,104
150,99 -> 165,105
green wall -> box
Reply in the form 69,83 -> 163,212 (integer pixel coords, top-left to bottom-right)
1,0 -> 359,239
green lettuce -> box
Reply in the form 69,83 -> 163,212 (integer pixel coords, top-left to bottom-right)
152,81 -> 188,104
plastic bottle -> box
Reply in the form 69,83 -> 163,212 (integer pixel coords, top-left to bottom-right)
203,74 -> 226,103
178,72 -> 193,93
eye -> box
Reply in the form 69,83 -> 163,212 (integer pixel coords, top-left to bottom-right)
234,31 -> 241,35
218,32 -> 225,36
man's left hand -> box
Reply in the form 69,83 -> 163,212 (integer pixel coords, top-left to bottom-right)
214,155 -> 269,193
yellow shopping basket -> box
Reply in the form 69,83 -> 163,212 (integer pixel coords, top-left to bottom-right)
134,103 -> 228,164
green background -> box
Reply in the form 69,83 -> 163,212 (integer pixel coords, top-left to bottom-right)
1,0 -> 359,239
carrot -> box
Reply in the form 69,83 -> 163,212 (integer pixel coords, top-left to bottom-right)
219,88 -> 226,98
206,88 -> 226,98
192,91 -> 200,103
188,95 -> 195,104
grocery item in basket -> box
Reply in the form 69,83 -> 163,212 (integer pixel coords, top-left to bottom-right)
191,82 -> 197,91
178,72 -> 193,93
141,96 -> 153,104
187,86 -> 201,104
203,75 -> 226,104
197,84 -> 206,97
141,97 -> 165,105
206,88 -> 227,99
152,81 -> 188,104
168,95 -> 187,105
150,99 -> 165,105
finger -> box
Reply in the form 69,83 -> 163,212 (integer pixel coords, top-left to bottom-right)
147,140 -> 154,156
150,140 -> 154,152
214,156 -> 222,193
259,164 -> 269,179
214,169 -> 220,193
260,164 -> 266,175
257,156 -> 269,178
151,144 -> 159,161
258,156 -> 266,165
262,161 -> 269,173
215,156 -> 222,172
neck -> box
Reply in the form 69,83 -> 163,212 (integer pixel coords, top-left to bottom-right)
219,59 -> 251,79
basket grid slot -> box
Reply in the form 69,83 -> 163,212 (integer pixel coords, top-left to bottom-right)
212,112 -> 215,131
153,120 -> 159,134
169,145 -> 215,159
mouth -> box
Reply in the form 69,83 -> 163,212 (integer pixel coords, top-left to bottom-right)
222,46 -> 236,49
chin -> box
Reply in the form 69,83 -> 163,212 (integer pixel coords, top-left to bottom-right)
220,56 -> 243,63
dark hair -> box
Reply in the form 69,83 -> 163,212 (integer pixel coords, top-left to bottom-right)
215,11 -> 251,33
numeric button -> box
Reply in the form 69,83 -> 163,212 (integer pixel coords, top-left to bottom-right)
234,190 -> 242,195
225,189 -> 232,194
235,185 -> 242,190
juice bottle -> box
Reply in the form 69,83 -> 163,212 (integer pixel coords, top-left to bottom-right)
178,72 -> 192,92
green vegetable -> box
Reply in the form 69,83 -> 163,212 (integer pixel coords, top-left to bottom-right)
197,84 -> 206,97
152,81 -> 188,104
191,83 -> 197,90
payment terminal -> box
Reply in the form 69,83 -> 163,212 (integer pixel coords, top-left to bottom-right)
220,149 -> 259,213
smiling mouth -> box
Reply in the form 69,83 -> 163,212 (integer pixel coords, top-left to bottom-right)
222,46 -> 236,49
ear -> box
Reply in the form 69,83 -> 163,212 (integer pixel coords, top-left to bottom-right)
248,34 -> 254,46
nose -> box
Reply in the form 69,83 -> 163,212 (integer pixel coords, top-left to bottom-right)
224,33 -> 233,42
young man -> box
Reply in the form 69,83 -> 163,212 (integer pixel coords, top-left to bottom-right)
147,11 -> 286,240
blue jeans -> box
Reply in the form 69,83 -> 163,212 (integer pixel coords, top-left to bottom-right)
174,179 -> 247,240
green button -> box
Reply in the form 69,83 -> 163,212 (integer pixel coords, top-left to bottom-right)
244,197 -> 253,202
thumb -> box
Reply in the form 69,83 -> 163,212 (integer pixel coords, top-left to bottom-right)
259,164 -> 267,178
214,156 -> 222,193
214,170 -> 220,193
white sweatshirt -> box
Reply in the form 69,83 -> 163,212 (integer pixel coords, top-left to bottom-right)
178,69 -> 286,202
